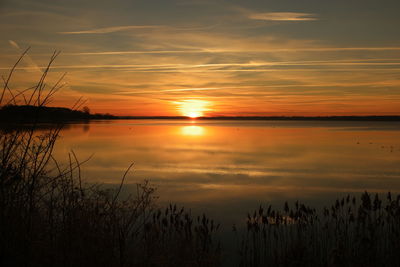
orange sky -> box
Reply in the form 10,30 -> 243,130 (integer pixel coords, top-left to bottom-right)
1,0 -> 400,116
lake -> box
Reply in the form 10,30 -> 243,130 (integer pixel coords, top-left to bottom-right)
53,119 -> 400,225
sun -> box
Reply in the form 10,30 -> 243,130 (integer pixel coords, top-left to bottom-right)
177,99 -> 209,118
187,111 -> 202,118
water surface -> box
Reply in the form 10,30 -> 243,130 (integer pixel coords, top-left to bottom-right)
53,120 -> 400,224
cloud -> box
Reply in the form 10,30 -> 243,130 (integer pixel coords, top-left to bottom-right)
59,25 -> 163,34
249,12 -> 317,21
8,40 -> 43,73
8,40 -> 20,49
68,50 -> 208,55
58,24 -> 216,35
4,61 -> 400,73
60,47 -> 400,57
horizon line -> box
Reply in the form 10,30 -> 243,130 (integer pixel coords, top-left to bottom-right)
112,115 -> 400,121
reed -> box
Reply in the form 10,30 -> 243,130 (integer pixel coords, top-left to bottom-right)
240,193 -> 400,266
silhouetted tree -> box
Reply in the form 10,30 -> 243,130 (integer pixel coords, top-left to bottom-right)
82,106 -> 90,114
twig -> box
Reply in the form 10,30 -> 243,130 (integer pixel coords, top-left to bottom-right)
0,47 -> 30,105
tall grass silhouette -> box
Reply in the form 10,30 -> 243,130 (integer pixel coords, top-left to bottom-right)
0,49 -> 220,267
240,192 -> 400,266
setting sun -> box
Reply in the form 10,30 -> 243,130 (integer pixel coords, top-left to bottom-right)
176,100 -> 209,118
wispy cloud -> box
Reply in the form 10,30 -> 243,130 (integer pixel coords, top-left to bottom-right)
61,47 -> 400,56
117,87 -> 225,95
59,25 -> 163,34
67,50 -> 209,55
58,24 -> 216,35
249,12 -> 317,21
8,40 -> 43,73
5,59 -> 400,71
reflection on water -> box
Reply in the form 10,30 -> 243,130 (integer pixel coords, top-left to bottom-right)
53,120 -> 400,224
181,125 -> 205,136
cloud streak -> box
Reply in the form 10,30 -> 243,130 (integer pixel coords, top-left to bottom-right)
4,60 -> 400,72
59,24 -> 216,35
249,12 -> 317,21
59,25 -> 163,34
63,47 -> 400,56
8,40 -> 43,73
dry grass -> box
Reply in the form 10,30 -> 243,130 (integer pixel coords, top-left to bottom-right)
240,193 -> 400,266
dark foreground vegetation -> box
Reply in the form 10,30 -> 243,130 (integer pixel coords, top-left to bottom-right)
1,49 -> 399,267
240,193 -> 400,267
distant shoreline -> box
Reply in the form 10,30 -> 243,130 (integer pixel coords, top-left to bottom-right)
116,116 -> 400,121
1,105 -> 400,123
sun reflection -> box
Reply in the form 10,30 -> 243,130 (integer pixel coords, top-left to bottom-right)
176,99 -> 209,118
181,126 -> 205,136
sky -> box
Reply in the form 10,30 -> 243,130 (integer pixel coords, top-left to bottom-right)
1,0 -> 400,116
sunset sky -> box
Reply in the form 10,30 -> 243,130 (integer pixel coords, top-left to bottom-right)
1,0 -> 400,116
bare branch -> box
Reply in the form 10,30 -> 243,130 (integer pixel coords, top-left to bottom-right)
1,46 -> 30,105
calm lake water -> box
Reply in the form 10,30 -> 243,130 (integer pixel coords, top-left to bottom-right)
53,119 -> 400,224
